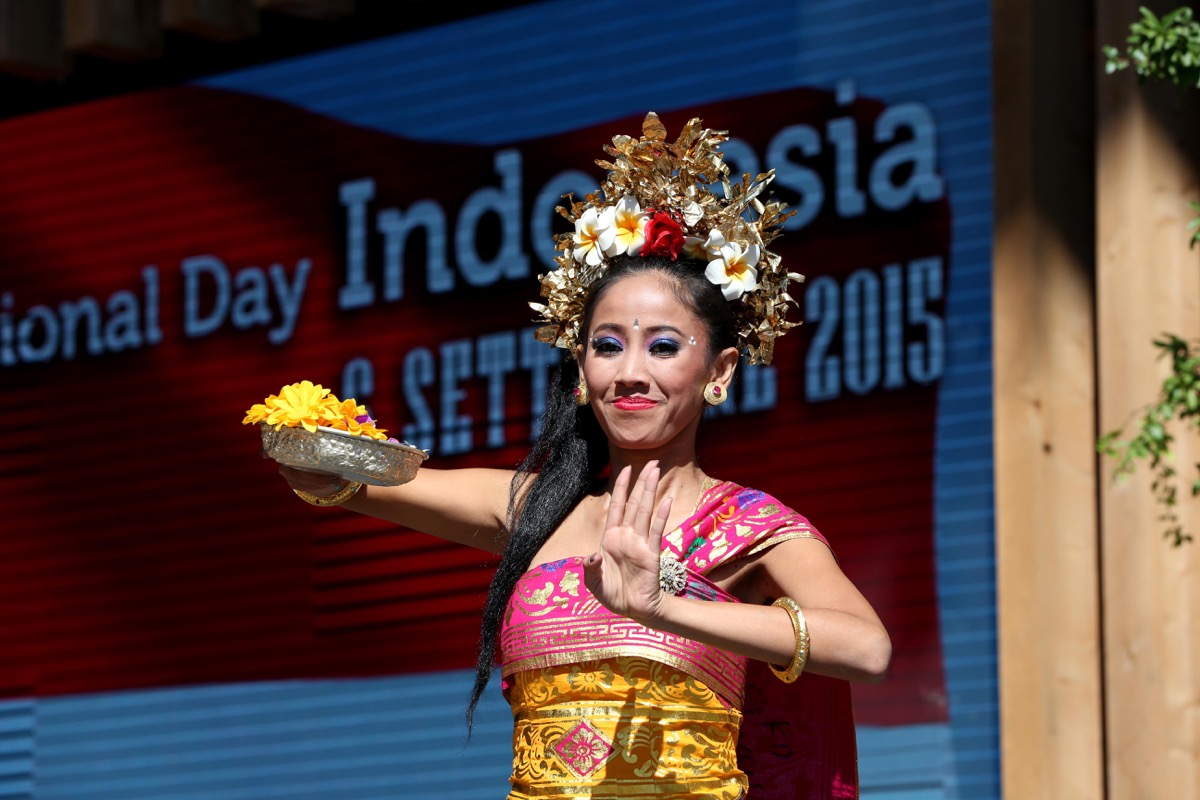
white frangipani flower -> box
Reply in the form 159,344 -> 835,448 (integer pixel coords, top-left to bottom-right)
609,196 -> 648,256
705,242 -> 760,300
573,206 -> 618,266
683,228 -> 726,261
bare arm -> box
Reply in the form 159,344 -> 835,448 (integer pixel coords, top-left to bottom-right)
647,539 -> 891,682
279,465 -> 515,554
582,462 -> 891,683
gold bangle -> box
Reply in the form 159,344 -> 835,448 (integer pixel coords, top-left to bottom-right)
293,480 -> 364,507
769,596 -> 810,683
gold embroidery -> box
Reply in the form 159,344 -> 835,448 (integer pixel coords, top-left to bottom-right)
511,580 -> 560,618
552,719 -> 617,779
707,526 -> 733,563
565,663 -> 615,693
752,502 -> 781,518
557,570 -> 580,596
577,595 -> 605,616
528,578 -> 554,604
507,657 -> 746,799
524,705 -> 736,723
663,525 -> 684,551
504,642 -> 746,709
746,530 -> 820,556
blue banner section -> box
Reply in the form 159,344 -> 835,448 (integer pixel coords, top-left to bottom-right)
0,679 -> 954,799
200,0 -> 990,149
3,674 -> 513,800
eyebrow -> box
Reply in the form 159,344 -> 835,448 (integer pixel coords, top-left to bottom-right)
592,323 -> 686,337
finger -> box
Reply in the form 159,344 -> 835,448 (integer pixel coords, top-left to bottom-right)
605,465 -> 633,531
582,549 -> 603,596
624,460 -> 658,526
649,495 -> 673,549
279,465 -> 338,493
632,464 -> 661,536
279,465 -> 308,482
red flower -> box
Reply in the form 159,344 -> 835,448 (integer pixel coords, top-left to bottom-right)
642,211 -> 685,260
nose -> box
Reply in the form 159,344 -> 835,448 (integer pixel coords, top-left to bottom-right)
615,346 -> 650,387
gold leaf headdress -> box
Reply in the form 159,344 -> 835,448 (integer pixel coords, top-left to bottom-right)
529,112 -> 802,366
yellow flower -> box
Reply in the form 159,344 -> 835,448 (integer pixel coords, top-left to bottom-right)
268,380 -> 334,433
358,422 -> 389,440
243,380 -> 391,440
331,417 -> 386,439
242,402 -> 271,425
331,398 -> 363,423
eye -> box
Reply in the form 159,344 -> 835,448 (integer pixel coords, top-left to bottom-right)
649,338 -> 681,357
590,336 -> 623,356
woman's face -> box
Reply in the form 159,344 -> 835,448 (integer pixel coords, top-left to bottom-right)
578,272 -> 734,453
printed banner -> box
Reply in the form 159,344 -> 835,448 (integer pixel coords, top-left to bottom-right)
0,2 -> 996,795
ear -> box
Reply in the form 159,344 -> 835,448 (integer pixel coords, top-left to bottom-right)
709,346 -> 739,388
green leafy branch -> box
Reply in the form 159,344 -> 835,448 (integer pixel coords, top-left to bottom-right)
1102,5 -> 1200,88
1098,8 -> 1200,544
1103,6 -> 1200,244
1098,335 -> 1200,546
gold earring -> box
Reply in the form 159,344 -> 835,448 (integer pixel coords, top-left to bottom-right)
703,382 -> 727,406
574,379 -> 590,406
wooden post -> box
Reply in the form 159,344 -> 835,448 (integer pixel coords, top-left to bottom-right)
0,1 -> 67,78
992,0 -> 1106,796
162,0 -> 258,40
65,0 -> 163,61
1096,0 -> 1200,796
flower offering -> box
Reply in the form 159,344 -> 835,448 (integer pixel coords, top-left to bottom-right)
245,381 -> 427,487
242,380 -> 392,442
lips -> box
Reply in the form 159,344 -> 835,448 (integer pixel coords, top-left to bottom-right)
613,396 -> 658,411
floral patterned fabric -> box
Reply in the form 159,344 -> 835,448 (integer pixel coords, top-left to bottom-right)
500,480 -> 833,798
506,656 -> 745,798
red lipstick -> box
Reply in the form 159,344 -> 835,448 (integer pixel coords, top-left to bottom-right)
613,397 -> 657,411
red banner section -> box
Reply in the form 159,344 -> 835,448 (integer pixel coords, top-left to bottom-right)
0,85 -> 948,725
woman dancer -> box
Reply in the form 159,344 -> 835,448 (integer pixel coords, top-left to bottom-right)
279,114 -> 890,798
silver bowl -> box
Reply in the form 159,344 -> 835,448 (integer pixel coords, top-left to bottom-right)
259,423 -> 428,486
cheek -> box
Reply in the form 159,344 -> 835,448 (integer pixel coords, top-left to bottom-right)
580,361 -> 613,389
661,363 -> 710,395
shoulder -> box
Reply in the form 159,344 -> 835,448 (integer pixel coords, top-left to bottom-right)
707,480 -> 813,526
711,481 -> 830,553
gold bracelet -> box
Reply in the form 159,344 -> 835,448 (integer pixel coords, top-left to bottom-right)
769,596 -> 810,683
293,480 -> 364,507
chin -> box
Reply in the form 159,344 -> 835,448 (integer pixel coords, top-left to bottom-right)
603,423 -> 690,452
605,431 -> 669,449
597,411 -> 697,451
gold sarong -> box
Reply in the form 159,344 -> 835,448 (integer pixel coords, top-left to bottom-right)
506,656 -> 746,799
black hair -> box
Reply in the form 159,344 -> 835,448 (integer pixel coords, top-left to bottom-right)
465,254 -> 738,727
